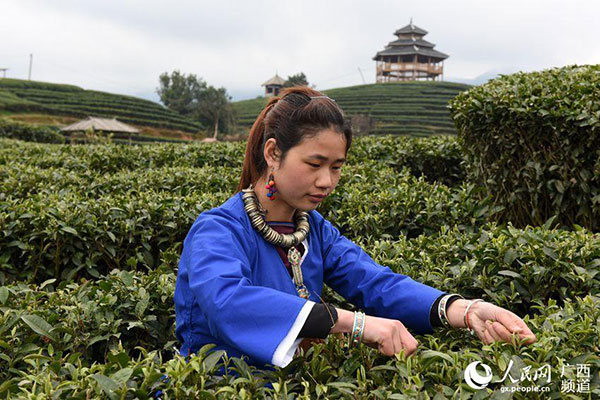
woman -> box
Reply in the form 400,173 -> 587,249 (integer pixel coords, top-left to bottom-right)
174,86 -> 536,369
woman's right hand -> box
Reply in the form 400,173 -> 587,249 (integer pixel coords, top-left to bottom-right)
362,315 -> 419,356
332,309 -> 419,357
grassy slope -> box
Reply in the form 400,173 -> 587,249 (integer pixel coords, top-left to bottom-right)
232,81 -> 471,137
1,79 -> 472,139
0,78 -> 202,135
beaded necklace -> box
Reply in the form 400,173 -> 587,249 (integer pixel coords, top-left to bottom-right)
241,184 -> 311,299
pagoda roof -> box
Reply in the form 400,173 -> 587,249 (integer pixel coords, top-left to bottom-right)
261,74 -> 286,86
373,45 -> 449,60
394,22 -> 428,36
374,21 -> 448,61
386,38 -> 435,48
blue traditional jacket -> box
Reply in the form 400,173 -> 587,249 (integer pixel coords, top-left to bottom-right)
174,191 -> 445,368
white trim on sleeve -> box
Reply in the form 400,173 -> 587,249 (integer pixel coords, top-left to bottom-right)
271,237 -> 313,368
271,300 -> 315,367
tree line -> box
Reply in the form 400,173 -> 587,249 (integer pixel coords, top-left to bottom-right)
156,71 -> 310,140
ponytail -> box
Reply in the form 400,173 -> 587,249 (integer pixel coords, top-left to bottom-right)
237,97 -> 280,192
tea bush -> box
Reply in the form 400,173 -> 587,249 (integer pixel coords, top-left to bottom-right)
2,292 -> 598,398
0,119 -> 66,144
1,134 -> 598,398
362,221 -> 600,317
0,138 -> 245,172
2,222 -> 598,379
0,137 -> 487,284
0,267 -> 177,382
0,78 -> 203,133
0,134 -> 464,185
449,64 -> 600,231
0,190 -> 230,283
0,163 -> 494,284
347,134 -> 465,186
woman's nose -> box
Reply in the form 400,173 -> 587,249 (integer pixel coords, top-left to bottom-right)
316,169 -> 333,188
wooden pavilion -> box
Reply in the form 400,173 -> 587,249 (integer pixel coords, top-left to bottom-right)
373,19 -> 449,82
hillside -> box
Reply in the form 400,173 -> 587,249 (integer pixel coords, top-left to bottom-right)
0,78 -> 202,135
232,81 -> 471,137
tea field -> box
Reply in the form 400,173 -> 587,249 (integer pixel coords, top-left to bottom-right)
232,81 -> 471,137
0,79 -> 202,134
0,134 -> 598,399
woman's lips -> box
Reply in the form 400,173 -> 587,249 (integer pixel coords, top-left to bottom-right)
308,194 -> 326,202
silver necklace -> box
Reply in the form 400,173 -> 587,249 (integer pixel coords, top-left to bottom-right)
241,184 -> 310,299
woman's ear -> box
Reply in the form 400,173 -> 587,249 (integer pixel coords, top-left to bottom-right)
264,138 -> 281,168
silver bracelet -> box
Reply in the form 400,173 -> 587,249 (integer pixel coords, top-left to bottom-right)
438,294 -> 464,327
464,299 -> 484,335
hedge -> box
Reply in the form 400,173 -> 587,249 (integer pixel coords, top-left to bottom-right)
0,119 -> 66,144
449,64 -> 600,232
1,275 -> 598,398
0,165 -> 494,284
1,134 -> 465,185
362,221 -> 600,318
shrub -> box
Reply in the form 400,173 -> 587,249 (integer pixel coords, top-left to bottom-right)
2,294 -> 598,399
0,162 -> 494,284
348,135 -> 466,186
363,220 -> 600,317
449,65 -> 600,231
0,119 -> 66,144
0,191 -> 230,283
0,267 -> 177,381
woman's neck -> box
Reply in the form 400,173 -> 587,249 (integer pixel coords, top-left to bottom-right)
254,175 -> 296,223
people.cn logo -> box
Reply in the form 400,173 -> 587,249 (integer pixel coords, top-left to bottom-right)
464,361 -> 493,389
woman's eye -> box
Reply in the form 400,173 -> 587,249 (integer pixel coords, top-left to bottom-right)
307,162 -> 342,170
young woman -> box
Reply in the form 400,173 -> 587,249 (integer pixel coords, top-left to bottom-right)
174,86 -> 536,369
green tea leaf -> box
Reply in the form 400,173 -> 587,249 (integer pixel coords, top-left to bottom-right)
91,374 -> 118,400
202,350 -> 226,372
0,287 -> 8,304
111,367 -> 133,386
503,249 -> 517,266
60,226 -> 78,235
498,270 -> 522,279
420,350 -> 455,364
21,314 -> 56,341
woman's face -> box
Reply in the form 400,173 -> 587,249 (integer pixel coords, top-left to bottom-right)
267,128 -> 347,212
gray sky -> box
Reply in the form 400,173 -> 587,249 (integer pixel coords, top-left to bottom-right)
1,0 -> 599,102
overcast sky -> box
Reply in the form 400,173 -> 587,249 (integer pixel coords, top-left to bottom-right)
1,0 -> 599,102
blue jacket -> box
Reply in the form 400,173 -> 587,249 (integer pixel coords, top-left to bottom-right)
174,191 -> 445,368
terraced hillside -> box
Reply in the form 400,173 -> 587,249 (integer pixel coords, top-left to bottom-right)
232,81 -> 471,137
0,78 -> 202,133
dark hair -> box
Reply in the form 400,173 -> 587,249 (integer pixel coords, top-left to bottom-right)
237,86 -> 353,192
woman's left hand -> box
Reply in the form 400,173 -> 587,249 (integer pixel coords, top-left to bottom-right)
447,300 -> 537,345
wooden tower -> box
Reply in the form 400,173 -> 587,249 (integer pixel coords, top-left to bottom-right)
373,19 -> 448,82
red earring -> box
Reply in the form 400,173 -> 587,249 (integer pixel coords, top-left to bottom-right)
265,172 -> 277,200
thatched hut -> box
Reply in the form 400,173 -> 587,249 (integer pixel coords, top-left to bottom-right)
61,117 -> 139,134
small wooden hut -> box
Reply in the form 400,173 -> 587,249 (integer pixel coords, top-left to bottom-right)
261,74 -> 286,97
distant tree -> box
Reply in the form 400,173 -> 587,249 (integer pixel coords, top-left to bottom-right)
156,70 -> 206,116
283,72 -> 309,88
157,71 -> 235,139
195,86 -> 236,139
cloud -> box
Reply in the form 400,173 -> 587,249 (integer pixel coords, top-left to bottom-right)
1,0 -> 599,102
